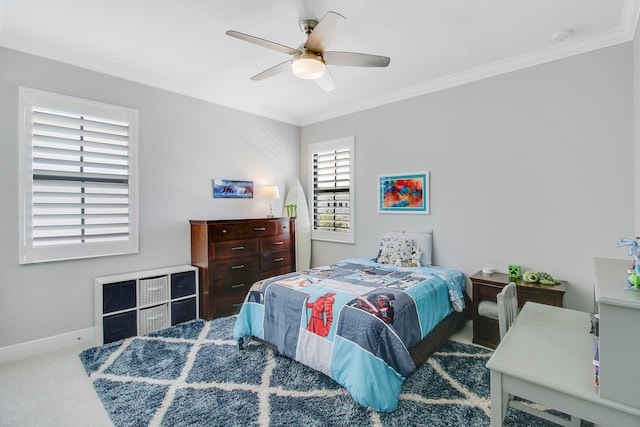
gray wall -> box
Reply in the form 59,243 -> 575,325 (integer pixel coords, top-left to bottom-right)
0,40 -> 636,348
302,43 -> 634,313
0,48 -> 300,347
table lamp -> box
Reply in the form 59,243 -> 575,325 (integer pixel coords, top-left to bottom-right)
263,185 -> 280,217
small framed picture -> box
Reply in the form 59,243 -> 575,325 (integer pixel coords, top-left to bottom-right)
213,179 -> 254,199
378,172 -> 429,214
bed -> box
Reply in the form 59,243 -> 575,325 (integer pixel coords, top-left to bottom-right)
232,231 -> 470,412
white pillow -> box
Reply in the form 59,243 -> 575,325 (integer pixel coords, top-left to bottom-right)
375,237 -> 422,267
382,230 -> 433,266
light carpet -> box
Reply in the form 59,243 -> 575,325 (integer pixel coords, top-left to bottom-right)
80,316 -> 576,426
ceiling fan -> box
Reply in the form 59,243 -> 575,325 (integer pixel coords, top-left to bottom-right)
226,11 -> 390,92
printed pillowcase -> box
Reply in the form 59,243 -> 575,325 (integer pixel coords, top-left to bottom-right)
375,237 -> 422,267
382,230 -> 433,266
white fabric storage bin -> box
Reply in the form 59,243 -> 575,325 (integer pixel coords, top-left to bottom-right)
139,303 -> 169,335
139,275 -> 169,306
478,300 -> 499,320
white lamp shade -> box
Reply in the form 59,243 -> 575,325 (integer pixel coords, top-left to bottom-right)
263,185 -> 280,199
291,57 -> 325,79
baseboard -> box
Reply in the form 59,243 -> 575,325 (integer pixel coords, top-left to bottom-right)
0,327 -> 96,364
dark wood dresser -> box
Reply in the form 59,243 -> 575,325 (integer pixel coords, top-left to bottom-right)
190,217 -> 296,319
470,270 -> 567,349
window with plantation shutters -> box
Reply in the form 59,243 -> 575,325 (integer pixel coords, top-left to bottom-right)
308,136 -> 354,244
19,88 -> 138,264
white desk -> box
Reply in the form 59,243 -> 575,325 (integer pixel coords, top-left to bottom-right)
486,302 -> 640,427
593,257 -> 640,408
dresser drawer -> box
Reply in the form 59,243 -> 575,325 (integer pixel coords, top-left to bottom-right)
213,281 -> 251,317
277,220 -> 293,235
261,234 -> 292,253
213,276 -> 254,295
237,221 -> 277,238
211,256 -> 259,280
475,282 -> 503,301
256,266 -> 295,281
212,293 -> 247,318
209,223 -> 237,241
210,239 -> 258,259
260,250 -> 293,272
518,287 -> 562,307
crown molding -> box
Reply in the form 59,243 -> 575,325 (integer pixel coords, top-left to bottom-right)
300,23 -> 638,125
622,0 -> 640,37
2,1 -> 638,128
0,33 -> 301,125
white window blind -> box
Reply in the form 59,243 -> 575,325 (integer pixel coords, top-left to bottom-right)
309,136 -> 354,244
19,88 -> 138,264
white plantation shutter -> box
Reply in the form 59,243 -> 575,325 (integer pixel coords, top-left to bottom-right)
19,88 -> 138,263
309,136 -> 354,244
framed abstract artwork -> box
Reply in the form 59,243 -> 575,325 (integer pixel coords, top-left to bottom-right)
213,179 -> 254,199
378,172 -> 429,214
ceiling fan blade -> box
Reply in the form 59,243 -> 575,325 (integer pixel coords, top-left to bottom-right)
250,60 -> 291,81
324,51 -> 390,67
226,30 -> 299,56
314,68 -> 336,92
304,11 -> 346,53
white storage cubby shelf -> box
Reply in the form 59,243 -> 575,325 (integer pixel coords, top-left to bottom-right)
94,265 -> 199,345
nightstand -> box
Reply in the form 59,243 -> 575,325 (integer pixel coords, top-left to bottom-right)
470,270 -> 567,349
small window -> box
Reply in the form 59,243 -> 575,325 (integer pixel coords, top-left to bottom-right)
308,136 -> 354,244
19,88 -> 138,264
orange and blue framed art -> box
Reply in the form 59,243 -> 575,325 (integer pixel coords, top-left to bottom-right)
378,172 -> 429,214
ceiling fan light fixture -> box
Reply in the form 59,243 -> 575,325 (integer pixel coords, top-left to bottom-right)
291,55 -> 325,79
227,11 -> 389,90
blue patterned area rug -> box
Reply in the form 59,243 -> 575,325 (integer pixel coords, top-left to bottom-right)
80,316 -> 575,426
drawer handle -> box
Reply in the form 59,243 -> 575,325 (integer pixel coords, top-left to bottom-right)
147,286 -> 164,291
231,283 -> 246,288
274,257 -> 284,262
273,241 -> 284,245
231,246 -> 245,251
231,264 -> 245,269
254,227 -> 266,231
145,314 -> 165,321
221,229 -> 227,234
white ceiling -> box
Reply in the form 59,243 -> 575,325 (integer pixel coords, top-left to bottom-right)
1,0 -> 639,125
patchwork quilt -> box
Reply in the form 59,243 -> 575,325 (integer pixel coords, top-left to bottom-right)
232,258 -> 466,412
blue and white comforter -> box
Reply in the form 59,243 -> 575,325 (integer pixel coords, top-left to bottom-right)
232,258 -> 466,412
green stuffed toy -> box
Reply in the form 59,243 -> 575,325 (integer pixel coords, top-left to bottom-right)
537,272 -> 561,285
522,270 -> 561,285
